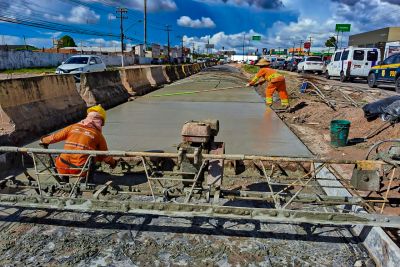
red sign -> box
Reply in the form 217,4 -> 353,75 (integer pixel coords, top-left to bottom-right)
304,42 -> 311,49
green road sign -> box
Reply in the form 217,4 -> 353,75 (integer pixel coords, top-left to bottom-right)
252,35 -> 261,41
335,24 -> 351,32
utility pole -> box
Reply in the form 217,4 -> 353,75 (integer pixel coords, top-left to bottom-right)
292,41 -> 296,56
23,35 -> 27,50
144,0 -> 147,51
242,34 -> 245,62
299,40 -> 303,57
164,25 -> 172,63
308,36 -> 312,55
116,7 -> 128,67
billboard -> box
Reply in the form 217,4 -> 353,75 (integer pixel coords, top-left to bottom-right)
205,44 -> 215,49
304,42 -> 311,49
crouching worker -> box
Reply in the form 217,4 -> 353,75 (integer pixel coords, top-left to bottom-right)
40,105 -> 117,179
246,59 -> 289,108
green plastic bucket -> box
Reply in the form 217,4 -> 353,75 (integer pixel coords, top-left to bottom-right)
330,120 -> 351,147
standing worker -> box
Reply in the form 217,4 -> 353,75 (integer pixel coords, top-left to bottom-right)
40,105 -> 117,178
246,59 -> 289,108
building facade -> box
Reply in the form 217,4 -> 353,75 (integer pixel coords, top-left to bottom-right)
348,27 -> 400,59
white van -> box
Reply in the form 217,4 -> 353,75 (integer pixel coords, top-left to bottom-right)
325,47 -> 380,82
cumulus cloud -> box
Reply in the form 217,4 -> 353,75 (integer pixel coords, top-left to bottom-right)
86,0 -> 177,12
333,0 -> 399,5
0,35 -> 53,48
196,0 -> 284,9
183,30 -> 268,53
177,16 -> 216,28
44,6 -> 100,24
266,0 -> 400,48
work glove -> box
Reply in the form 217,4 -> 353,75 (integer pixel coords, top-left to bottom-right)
39,138 -> 49,149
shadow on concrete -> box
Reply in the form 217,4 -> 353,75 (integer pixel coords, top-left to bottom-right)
0,207 -> 362,244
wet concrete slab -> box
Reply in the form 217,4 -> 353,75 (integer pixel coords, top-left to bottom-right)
102,66 -> 312,157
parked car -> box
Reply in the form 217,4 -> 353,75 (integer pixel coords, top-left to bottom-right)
286,57 -> 302,72
368,53 -> 400,92
326,47 -> 380,82
297,56 -> 324,74
55,55 -> 106,80
271,58 -> 286,69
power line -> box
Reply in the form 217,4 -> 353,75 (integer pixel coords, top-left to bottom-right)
0,15 -> 119,38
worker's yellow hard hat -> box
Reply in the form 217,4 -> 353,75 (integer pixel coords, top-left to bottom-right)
87,105 -> 106,122
255,59 -> 271,66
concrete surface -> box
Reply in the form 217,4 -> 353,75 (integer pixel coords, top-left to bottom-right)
103,65 -> 312,157
0,66 -> 375,266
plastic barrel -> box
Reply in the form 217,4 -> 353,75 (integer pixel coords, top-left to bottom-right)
330,120 -> 351,147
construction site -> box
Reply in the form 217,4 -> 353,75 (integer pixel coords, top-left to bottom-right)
0,62 -> 398,266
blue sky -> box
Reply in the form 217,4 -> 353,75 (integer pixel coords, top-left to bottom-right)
0,0 -> 399,53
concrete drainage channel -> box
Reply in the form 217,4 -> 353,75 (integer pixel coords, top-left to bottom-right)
0,64 -> 399,265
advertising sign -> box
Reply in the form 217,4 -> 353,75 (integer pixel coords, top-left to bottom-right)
335,24 -> 351,32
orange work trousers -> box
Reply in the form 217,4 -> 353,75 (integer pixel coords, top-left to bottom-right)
55,156 -> 88,177
265,76 -> 289,106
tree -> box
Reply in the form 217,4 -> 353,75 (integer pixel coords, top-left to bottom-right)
325,36 -> 337,49
58,35 -> 76,48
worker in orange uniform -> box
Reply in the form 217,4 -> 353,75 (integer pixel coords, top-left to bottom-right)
246,59 -> 289,108
40,105 -> 117,178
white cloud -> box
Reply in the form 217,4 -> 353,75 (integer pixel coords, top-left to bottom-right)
195,0 -> 283,9
268,0 -> 400,49
0,35 -> 52,48
68,6 -> 100,24
183,30 -> 268,53
177,16 -> 216,28
44,6 -> 100,24
86,0 -> 177,12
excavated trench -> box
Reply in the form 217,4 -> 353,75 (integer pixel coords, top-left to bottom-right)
0,66 -> 374,266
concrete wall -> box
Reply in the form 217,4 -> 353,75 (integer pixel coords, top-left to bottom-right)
0,62 -> 213,145
0,75 -> 86,145
175,65 -> 185,79
164,66 -> 177,82
0,50 -> 136,70
121,67 -> 154,95
150,66 -> 168,86
79,70 -> 130,109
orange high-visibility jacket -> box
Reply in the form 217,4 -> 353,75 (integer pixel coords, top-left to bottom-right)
249,68 -> 284,85
41,123 -> 115,167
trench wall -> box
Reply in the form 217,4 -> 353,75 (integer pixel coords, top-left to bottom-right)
79,70 -> 130,109
0,75 -> 86,145
120,67 -> 155,96
0,62 -> 213,145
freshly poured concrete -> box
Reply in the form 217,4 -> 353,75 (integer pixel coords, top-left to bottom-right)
103,66 -> 311,157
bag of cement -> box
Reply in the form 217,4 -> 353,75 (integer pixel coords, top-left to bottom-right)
381,100 -> 400,122
362,96 -> 400,121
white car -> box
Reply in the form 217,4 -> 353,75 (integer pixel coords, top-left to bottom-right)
297,56 -> 324,74
326,47 -> 380,82
55,55 -> 106,80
